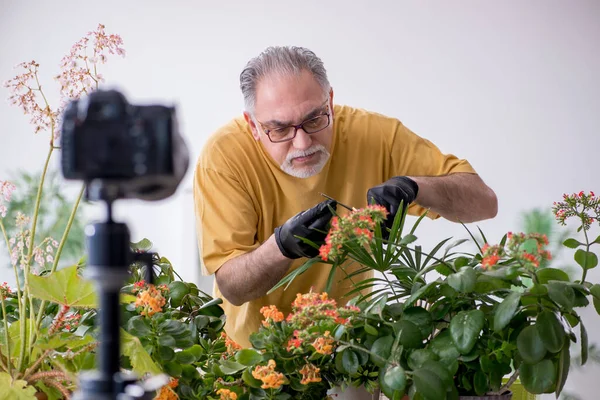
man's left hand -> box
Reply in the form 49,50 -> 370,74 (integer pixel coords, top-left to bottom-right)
367,176 -> 419,236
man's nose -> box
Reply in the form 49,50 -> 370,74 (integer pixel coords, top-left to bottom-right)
292,128 -> 312,150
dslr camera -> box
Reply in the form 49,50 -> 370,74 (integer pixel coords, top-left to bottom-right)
60,89 -> 188,201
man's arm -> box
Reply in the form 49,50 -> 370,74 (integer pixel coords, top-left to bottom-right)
410,173 -> 498,223
215,235 -> 292,306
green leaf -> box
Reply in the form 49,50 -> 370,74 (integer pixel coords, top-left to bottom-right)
473,370 -> 488,396
28,264 -> 96,307
580,322 -> 588,366
220,359 -> 247,375
131,238 -> 153,252
413,368 -> 446,400
494,292 -> 521,332
157,345 -> 175,362
429,329 -> 461,362
364,323 -> 378,336
591,285 -> 600,315
396,320 -> 423,349
181,364 -> 200,381
370,335 -> 394,367
593,235 -> 600,244
127,316 -> 152,337
574,249 -> 598,269
536,268 -> 570,284
175,350 -> 196,364
517,325 -> 547,364
563,238 -> 583,248
379,364 -> 405,399
408,349 -> 439,370
520,359 -> 557,394
450,310 -> 484,354
402,306 -> 433,338
546,282 -> 575,310
447,267 -> 476,293
383,365 -> 407,394
164,361 -> 182,377
555,341 -> 570,398
242,368 -> 263,389
0,372 -> 37,399
341,349 -> 359,375
121,329 -> 162,375
235,349 -> 263,366
536,311 -> 565,353
168,281 -> 190,308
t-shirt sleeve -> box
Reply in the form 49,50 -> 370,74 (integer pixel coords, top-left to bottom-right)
389,122 -> 478,219
194,163 -> 259,275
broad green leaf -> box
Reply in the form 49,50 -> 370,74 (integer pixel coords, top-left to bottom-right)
580,322 -> 588,366
473,370 -> 488,396
413,368 -> 446,400
546,282 -> 575,310
574,249 -> 598,270
591,285 -> 600,315
0,372 -> 37,399
408,349 -> 439,370
28,264 -> 96,307
121,329 -> 162,375
421,360 -> 453,387
555,341 -> 570,398
370,335 -> 394,368
517,325 -> 547,364
235,349 -> 263,366
379,364 -> 405,399
563,238 -> 583,248
175,350 -> 196,364
447,267 -> 476,293
220,359 -> 247,375
168,281 -> 190,308
383,365 -> 407,394
396,320 -> 423,348
536,268 -> 570,284
494,292 -> 521,332
429,329 -> 460,362
536,311 -> 565,353
364,323 -> 378,336
341,348 -> 359,375
163,361 -> 182,377
36,332 -> 95,351
242,368 -> 263,389
131,238 -> 153,251
450,310 -> 484,354
520,359 -> 557,394
594,235 -> 600,244
403,306 -> 433,338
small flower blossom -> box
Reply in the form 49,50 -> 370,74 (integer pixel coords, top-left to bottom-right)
134,284 -> 167,317
259,304 -> 284,327
0,282 -> 11,300
251,359 -> 285,390
220,331 -> 242,357
319,205 -> 389,261
311,331 -> 334,355
0,180 -> 16,218
480,232 -> 552,271
299,363 -> 322,385
154,378 -> 179,400
552,191 -> 599,231
216,388 -> 237,400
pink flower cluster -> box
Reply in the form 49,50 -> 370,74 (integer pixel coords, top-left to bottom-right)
0,180 -> 16,218
552,191 -> 599,231
481,232 -> 552,270
3,24 -> 125,140
55,23 -> 125,102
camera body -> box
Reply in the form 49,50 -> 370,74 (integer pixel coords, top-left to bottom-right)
61,89 -> 188,201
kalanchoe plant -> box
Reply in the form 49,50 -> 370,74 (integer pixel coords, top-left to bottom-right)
204,290 -> 374,400
272,192 -> 600,400
0,24 -> 125,399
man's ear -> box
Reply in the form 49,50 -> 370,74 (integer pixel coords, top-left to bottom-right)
329,87 -> 335,118
244,111 -> 261,141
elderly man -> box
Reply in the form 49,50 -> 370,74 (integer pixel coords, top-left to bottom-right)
193,46 -> 497,347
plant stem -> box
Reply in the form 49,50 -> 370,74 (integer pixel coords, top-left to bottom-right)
0,296 -> 11,376
489,370 -> 519,396
581,227 -> 590,283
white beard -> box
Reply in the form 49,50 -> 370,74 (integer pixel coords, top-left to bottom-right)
280,144 -> 330,178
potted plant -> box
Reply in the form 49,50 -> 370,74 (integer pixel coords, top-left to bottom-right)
272,192 -> 600,400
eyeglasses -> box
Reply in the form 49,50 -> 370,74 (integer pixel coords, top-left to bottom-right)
255,100 -> 331,143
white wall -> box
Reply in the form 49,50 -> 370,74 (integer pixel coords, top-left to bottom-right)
1,1 -> 598,398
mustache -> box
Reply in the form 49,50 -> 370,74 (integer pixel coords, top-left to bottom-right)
285,144 -> 327,163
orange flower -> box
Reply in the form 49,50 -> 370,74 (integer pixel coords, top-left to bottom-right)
260,305 -> 284,327
216,388 -> 238,400
252,360 -> 285,389
299,363 -> 322,385
311,331 -> 334,355
220,332 -> 242,356
154,378 -> 179,400
134,284 -> 167,317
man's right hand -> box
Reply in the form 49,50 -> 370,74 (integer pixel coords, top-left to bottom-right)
274,199 -> 337,259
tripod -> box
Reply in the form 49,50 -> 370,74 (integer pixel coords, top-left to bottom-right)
72,186 -> 168,400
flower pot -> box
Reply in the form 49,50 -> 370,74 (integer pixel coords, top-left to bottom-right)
459,391 -> 513,400
327,385 -> 381,400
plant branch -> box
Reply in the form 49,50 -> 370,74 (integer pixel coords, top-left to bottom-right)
489,370 -> 519,396
41,378 -> 71,400
21,349 -> 51,381
32,184 -> 85,341
0,296 -> 11,376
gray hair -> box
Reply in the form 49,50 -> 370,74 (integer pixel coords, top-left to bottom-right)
240,46 -> 331,113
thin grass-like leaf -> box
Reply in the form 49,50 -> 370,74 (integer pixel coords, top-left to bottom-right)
267,258 -> 323,294
461,223 -> 482,253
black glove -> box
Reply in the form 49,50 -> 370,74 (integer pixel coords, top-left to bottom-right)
367,176 -> 419,237
274,199 -> 337,259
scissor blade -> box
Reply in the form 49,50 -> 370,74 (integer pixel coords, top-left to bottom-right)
319,193 -> 355,211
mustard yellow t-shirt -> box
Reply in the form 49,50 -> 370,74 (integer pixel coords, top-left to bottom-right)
193,104 -> 476,347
